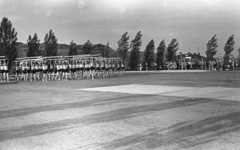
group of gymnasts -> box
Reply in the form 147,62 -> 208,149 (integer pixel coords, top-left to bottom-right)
15,58 -> 125,82
0,61 -> 9,82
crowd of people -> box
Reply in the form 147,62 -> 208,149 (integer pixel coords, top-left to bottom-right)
0,55 -> 126,82
0,61 -> 9,82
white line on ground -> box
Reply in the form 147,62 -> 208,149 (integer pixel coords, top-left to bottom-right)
79,84 -> 240,101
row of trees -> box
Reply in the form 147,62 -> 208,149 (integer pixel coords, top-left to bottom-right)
1,17 -> 239,70
118,32 -> 239,70
206,34 -> 240,66
117,31 -> 179,70
28,31 -> 111,57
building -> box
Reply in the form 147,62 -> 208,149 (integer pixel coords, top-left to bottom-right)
176,52 -> 206,69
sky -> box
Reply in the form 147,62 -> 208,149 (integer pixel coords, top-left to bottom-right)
0,0 -> 240,56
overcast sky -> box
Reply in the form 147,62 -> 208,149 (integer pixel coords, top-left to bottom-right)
0,0 -> 240,56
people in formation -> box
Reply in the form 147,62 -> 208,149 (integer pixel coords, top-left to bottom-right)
0,61 -> 9,82
13,59 -> 125,82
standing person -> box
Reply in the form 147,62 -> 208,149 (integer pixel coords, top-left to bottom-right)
95,60 -> 100,78
184,61 -> 187,70
76,61 -> 80,79
105,60 -> 109,77
31,62 -> 37,81
120,61 -> 123,75
68,60 -> 72,79
117,61 -> 121,75
26,63 -> 30,81
89,59 -> 95,80
108,60 -> 112,76
35,62 -> 40,80
15,62 -> 20,81
85,60 -> 90,79
115,61 -> 119,75
145,62 -> 148,71
79,60 -> 83,79
49,61 -> 54,80
39,62 -> 43,80
72,60 -> 77,79
0,62 -> 4,82
208,61 -> 212,70
112,61 -> 116,75
56,61 -> 61,80
100,60 -> 105,78
173,61 -> 177,70
29,62 -> 33,81
57,61 -> 61,80
42,62 -> 47,82
3,61 -> 9,82
122,61 -> 126,75
20,62 -> 23,81
181,61 -> 184,70
63,61 -> 68,81
59,61 -> 63,80
22,62 -> 27,81
154,62 -> 157,70
79,60 -> 84,79
0,62 -> 3,82
53,61 -> 57,80
46,61 -> 51,81
139,62 -> 142,71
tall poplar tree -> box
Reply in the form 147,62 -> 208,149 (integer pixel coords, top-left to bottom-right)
68,40 -> 77,56
117,32 -> 129,61
224,35 -> 235,64
0,17 -> 18,69
82,40 -> 93,54
44,29 -> 58,56
144,39 -> 155,70
156,40 -> 166,69
129,31 -> 142,70
166,39 -> 179,62
206,35 -> 218,62
27,33 -> 40,57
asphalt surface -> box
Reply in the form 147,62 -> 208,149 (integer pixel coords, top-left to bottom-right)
0,71 -> 240,150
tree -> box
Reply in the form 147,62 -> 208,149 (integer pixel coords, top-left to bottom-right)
156,40 -> 166,70
44,29 -> 58,56
27,33 -> 40,57
117,32 -> 130,61
166,39 -> 179,62
82,40 -> 93,54
223,35 -> 235,64
0,17 -> 18,69
102,42 -> 110,57
129,31 -> 142,70
206,35 -> 218,62
144,39 -> 155,70
68,40 -> 77,56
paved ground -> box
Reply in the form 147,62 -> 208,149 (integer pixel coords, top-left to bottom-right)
1,71 -> 240,150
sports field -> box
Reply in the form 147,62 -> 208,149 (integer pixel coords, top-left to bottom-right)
1,71 -> 240,150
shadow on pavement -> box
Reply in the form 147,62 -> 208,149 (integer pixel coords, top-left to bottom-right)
0,98 -> 213,142
102,111 -> 240,149
0,94 -> 155,119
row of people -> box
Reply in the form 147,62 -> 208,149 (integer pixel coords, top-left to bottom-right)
15,60 -> 125,82
0,62 -> 9,82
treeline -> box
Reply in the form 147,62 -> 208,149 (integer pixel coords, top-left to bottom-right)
0,17 -> 239,71
118,33 -> 240,70
117,31 -> 179,70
